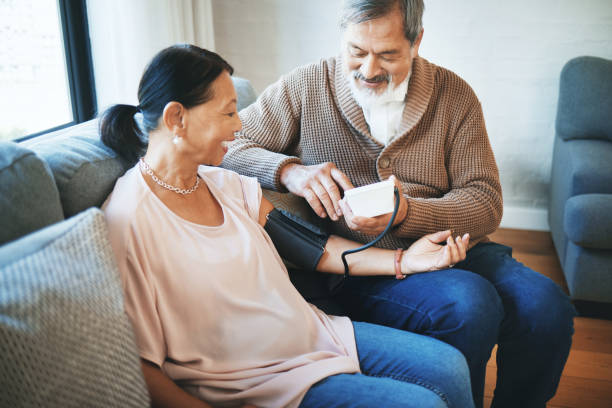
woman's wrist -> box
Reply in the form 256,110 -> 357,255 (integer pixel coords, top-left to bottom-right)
400,250 -> 414,276
394,249 -> 407,279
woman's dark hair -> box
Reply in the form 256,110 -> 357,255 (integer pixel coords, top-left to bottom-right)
100,44 -> 234,163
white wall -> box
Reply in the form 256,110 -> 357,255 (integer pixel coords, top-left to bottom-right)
420,0 -> 612,230
212,0 -> 343,93
212,0 -> 612,230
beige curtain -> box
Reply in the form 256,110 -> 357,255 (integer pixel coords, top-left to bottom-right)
86,0 -> 215,109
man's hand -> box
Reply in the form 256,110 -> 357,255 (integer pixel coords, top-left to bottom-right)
338,175 -> 408,236
280,162 -> 354,220
402,230 -> 470,274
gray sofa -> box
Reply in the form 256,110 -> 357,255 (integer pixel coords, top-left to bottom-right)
0,78 -> 257,406
548,56 -> 612,313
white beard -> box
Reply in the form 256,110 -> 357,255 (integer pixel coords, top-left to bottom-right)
346,71 -> 410,110
346,70 -> 411,144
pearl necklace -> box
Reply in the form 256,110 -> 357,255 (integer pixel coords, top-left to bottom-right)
139,158 -> 201,195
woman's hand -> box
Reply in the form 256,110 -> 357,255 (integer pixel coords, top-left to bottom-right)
401,230 -> 470,275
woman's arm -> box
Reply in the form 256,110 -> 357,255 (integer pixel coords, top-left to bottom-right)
141,360 -> 213,408
318,230 -> 468,276
141,360 -> 257,408
257,196 -> 469,277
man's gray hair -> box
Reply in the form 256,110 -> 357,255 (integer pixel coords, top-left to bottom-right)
339,0 -> 424,44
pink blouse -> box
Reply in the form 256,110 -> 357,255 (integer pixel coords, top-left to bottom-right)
103,165 -> 359,408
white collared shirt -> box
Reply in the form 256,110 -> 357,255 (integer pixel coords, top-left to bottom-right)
362,75 -> 410,145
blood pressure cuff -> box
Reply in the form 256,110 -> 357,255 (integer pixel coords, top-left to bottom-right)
264,209 -> 329,273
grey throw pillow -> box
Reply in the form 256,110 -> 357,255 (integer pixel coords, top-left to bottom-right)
0,208 -> 149,407
0,141 -> 64,245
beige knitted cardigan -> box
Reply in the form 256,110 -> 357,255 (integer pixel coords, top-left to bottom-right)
222,56 -> 503,249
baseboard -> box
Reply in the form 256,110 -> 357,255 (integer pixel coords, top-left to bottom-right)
573,300 -> 612,320
499,206 -> 549,231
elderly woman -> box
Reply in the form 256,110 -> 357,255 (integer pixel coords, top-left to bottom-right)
101,44 -> 473,408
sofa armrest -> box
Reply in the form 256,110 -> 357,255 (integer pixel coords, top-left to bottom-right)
564,194 -> 612,249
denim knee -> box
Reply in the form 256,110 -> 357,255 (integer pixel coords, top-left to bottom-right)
427,270 -> 504,339
433,342 -> 474,408
508,275 -> 576,342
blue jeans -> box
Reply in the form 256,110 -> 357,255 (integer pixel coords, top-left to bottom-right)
334,242 -> 576,408
300,321 -> 474,408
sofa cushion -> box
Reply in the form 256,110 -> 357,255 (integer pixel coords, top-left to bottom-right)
556,56 -> 612,142
0,141 -> 64,245
564,194 -> 612,249
0,208 -> 149,407
565,139 -> 612,196
23,120 -> 133,217
233,76 -> 258,111
564,241 -> 612,302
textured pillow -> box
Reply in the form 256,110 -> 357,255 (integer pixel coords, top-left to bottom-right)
0,208 -> 149,407
0,141 -> 64,245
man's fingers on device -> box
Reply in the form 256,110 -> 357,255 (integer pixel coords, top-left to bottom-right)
331,167 -> 354,192
310,181 -> 338,220
339,198 -> 353,216
319,176 -> 343,216
303,188 -> 327,218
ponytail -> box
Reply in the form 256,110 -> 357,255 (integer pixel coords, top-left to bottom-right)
99,104 -> 146,164
99,44 -> 233,164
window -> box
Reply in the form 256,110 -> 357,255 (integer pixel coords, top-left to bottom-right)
0,0 -> 96,142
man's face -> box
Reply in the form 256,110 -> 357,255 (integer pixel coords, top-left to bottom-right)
342,8 -> 422,96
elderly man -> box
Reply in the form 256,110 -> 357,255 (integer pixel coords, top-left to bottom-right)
222,1 -> 575,407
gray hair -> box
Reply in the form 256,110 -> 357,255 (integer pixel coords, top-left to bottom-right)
339,0 -> 424,44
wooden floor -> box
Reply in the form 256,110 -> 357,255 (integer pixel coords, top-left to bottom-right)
484,228 -> 612,408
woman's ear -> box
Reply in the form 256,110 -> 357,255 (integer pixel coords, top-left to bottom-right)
162,101 -> 186,137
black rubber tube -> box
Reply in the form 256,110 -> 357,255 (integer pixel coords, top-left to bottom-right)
340,187 -> 401,279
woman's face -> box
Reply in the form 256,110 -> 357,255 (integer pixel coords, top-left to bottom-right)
183,71 -> 242,166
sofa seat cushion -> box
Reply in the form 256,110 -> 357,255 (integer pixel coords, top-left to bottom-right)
564,194 -> 612,249
0,208 -> 149,407
0,141 -> 64,245
23,120 -> 133,217
565,139 -> 612,196
564,241 -> 612,302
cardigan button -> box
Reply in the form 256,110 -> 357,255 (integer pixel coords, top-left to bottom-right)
379,157 -> 390,169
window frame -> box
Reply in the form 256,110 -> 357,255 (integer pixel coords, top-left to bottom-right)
17,0 -> 96,141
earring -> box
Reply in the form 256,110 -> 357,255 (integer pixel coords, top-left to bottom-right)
173,135 -> 180,145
